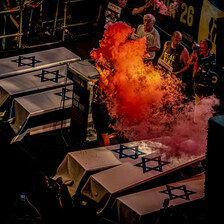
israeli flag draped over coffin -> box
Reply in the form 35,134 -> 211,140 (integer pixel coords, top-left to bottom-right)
10,84 -> 73,143
53,140 -> 166,197
0,47 -> 80,78
0,65 -> 72,121
81,152 -> 205,213
114,173 -> 205,224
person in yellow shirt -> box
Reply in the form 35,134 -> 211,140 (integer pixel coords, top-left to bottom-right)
159,31 -> 189,80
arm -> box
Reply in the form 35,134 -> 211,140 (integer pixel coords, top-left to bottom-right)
173,48 -> 190,75
132,0 -> 153,15
187,50 -> 198,65
147,30 -> 161,52
146,46 -> 160,52
130,25 -> 141,39
187,50 -> 199,78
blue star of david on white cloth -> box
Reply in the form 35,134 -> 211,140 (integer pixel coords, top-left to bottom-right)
11,56 -> 42,67
112,145 -> 146,159
54,88 -> 72,100
35,69 -> 64,83
134,156 -> 169,173
160,185 -> 196,200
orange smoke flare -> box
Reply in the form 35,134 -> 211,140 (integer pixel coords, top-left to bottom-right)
91,22 -> 218,156
91,22 -> 183,127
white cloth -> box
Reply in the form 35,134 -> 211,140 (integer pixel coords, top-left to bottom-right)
10,85 -> 73,143
114,173 -> 205,224
0,47 -> 80,78
54,140 -> 158,197
81,152 -> 205,213
135,25 -> 160,59
0,65 -> 69,120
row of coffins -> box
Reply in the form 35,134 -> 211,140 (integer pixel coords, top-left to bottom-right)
0,47 -> 206,223
0,47 -> 99,143
53,140 -> 205,223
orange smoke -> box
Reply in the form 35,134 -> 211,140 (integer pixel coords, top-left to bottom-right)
91,22 -> 183,131
91,22 -> 218,156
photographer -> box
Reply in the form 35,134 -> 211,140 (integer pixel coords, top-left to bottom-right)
188,38 -> 218,99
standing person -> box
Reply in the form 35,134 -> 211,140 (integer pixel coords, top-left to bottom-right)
133,13 -> 161,63
96,0 -> 134,25
187,38 -> 218,122
91,79 -> 111,146
111,0 -> 133,24
188,38 -> 217,99
158,31 -> 189,80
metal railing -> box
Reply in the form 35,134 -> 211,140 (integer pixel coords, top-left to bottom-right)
0,1 -> 24,48
0,0 -> 97,49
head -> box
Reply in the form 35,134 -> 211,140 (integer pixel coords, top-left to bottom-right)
143,14 -> 156,32
171,31 -> 182,48
199,39 -> 212,57
117,0 -> 128,7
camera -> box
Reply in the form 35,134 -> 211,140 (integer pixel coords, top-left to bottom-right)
192,43 -> 200,51
19,192 -> 26,202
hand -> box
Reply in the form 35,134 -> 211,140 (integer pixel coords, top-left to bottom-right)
192,42 -> 197,48
192,50 -> 199,61
144,0 -> 153,9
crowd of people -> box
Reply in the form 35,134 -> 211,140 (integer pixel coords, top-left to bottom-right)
93,0 -> 220,100
91,0 -> 222,146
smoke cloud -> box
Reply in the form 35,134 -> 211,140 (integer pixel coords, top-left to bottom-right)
91,22 -> 219,157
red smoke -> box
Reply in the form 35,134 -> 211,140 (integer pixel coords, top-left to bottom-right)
91,22 -> 219,157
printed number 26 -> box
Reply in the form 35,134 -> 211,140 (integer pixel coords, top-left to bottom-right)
180,3 -> 194,27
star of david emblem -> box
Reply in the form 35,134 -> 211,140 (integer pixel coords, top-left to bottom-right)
12,56 -> 42,67
54,87 -> 73,100
160,185 -> 196,201
35,69 -> 64,83
112,145 -> 146,159
134,156 -> 169,173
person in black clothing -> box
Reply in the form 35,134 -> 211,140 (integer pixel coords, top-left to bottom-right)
188,38 -> 218,99
96,0 -> 136,26
116,0 -> 134,24
158,31 -> 190,80
91,79 -> 111,146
